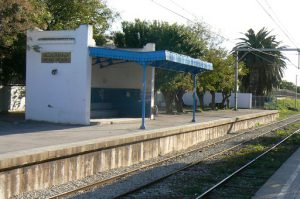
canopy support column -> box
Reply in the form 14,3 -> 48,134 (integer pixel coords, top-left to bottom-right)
192,73 -> 197,122
140,62 -> 147,129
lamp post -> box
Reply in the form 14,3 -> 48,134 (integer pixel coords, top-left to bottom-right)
296,52 -> 300,109
234,51 -> 238,110
296,75 -> 298,109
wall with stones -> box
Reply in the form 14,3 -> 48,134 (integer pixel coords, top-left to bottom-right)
0,86 -> 25,112
0,111 -> 278,198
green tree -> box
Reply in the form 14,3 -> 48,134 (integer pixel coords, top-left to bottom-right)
279,80 -> 296,91
114,19 -> 208,113
37,0 -> 117,44
235,28 -> 286,96
0,0 -> 117,85
0,0 -> 39,84
155,72 -> 193,113
0,0 -> 34,52
199,48 -> 247,110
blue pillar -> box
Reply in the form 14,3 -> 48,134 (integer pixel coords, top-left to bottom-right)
192,73 -> 197,122
140,62 -> 147,129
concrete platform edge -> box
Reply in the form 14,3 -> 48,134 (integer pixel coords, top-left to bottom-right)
0,110 -> 278,198
253,147 -> 300,199
0,110 -> 278,170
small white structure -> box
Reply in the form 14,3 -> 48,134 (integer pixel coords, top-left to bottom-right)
183,91 -> 252,109
26,25 -> 212,126
26,25 -> 94,124
26,25 -> 155,125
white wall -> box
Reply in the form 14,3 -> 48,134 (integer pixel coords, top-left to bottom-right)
91,43 -> 155,92
182,91 -> 252,109
91,43 -> 156,118
26,25 -> 95,124
228,93 -> 252,108
91,62 -> 153,92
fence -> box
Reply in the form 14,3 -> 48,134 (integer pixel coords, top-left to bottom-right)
272,89 -> 300,99
252,95 -> 286,110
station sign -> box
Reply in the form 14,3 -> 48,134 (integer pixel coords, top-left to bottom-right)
41,52 -> 71,63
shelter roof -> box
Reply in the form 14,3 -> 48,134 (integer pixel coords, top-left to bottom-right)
89,47 -> 213,74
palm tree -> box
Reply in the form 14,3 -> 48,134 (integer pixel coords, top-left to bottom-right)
235,28 -> 286,96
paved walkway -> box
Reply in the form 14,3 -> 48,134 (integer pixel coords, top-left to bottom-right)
253,147 -> 300,199
0,109 -> 270,155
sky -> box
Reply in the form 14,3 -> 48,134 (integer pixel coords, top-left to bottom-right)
106,0 -> 300,83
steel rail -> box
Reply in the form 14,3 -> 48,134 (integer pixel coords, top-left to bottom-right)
48,114 -> 300,199
111,115 -> 300,198
196,127 -> 300,198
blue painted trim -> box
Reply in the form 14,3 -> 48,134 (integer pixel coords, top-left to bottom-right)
140,62 -> 147,129
91,88 -> 151,117
89,47 -> 212,126
192,74 -> 197,122
89,47 -> 213,74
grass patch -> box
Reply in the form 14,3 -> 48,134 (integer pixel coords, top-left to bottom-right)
171,121 -> 300,198
268,98 -> 300,119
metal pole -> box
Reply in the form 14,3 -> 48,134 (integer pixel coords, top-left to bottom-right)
298,51 -> 300,69
150,67 -> 155,120
295,75 -> 297,108
140,62 -> 147,129
192,73 -> 197,122
234,51 -> 238,110
297,52 -> 300,109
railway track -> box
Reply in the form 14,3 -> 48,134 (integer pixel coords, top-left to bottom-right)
49,114 -> 300,199
195,127 -> 300,199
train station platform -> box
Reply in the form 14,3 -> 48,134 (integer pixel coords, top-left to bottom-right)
0,109 -> 278,198
253,147 -> 300,199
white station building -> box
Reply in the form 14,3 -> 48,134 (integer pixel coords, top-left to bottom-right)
26,25 -> 212,127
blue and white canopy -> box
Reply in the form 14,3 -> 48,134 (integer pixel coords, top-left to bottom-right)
89,46 -> 213,129
89,47 -> 213,74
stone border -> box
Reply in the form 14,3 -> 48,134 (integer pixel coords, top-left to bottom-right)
0,110 -> 278,171
0,110 -> 278,198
